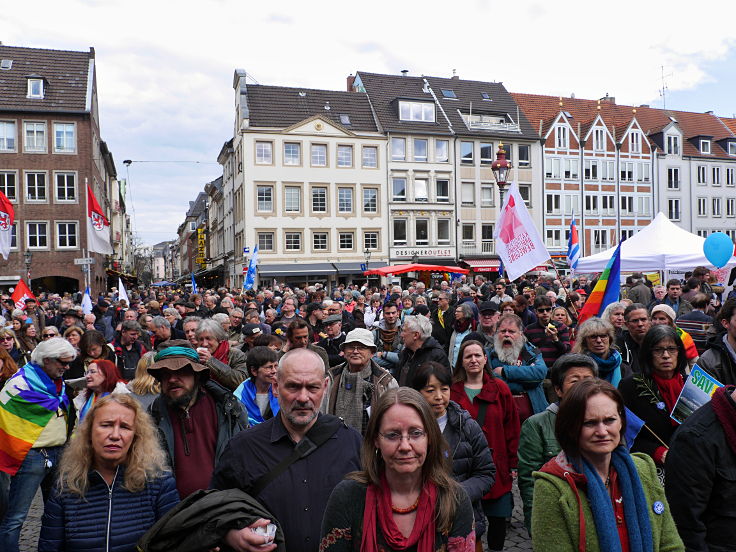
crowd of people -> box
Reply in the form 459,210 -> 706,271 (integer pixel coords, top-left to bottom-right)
0,266 -> 733,551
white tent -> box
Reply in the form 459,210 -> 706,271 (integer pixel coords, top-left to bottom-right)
576,212 -> 736,272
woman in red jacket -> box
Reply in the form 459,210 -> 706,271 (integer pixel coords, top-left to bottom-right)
450,339 -> 520,552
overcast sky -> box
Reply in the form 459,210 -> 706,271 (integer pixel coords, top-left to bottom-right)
4,1 -> 736,246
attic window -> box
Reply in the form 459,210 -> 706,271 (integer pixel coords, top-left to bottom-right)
481,92 -> 491,100
0,60 -> 12,70
563,111 -> 573,118
339,114 -> 351,126
441,89 -> 457,99
27,78 -> 44,99
700,139 -> 711,154
729,142 -> 736,156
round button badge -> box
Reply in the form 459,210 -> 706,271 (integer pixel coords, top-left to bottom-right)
652,501 -> 665,515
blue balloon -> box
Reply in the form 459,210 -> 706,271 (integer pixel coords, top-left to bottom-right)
703,232 -> 734,268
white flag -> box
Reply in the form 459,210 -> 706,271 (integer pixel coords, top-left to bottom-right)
118,277 -> 129,305
81,287 -> 93,315
0,191 -> 14,260
493,182 -> 551,282
87,184 -> 113,255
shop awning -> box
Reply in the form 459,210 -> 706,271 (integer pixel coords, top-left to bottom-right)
364,263 -> 469,276
258,262 -> 337,277
463,259 -> 501,272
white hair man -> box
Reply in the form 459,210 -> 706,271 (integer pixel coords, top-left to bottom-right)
396,315 -> 451,386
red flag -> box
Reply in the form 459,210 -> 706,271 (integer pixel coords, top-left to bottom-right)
87,184 -> 112,255
0,191 -> 14,260
11,279 -> 36,310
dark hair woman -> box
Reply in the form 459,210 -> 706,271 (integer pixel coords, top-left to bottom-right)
67,330 -> 116,381
618,325 -> 687,470
411,361 -> 495,550
531,378 -> 683,551
233,346 -> 279,426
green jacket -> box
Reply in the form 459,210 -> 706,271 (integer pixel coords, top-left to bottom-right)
518,402 -> 559,531
531,453 -> 684,552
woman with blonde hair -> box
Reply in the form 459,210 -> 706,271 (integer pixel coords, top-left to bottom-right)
127,351 -> 161,410
0,339 -> 19,388
39,394 -> 179,551
573,317 -> 627,387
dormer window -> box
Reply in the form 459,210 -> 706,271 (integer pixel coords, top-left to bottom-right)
398,100 -> 435,122
27,78 -> 44,99
339,114 -> 351,126
666,135 -> 680,155
630,131 -> 641,153
729,142 -> 736,156
700,139 -> 711,154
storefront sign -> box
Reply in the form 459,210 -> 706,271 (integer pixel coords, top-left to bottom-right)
391,247 -> 455,259
196,228 -> 206,268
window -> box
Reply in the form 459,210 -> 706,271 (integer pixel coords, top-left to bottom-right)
284,186 -> 301,212
727,198 -> 735,217
545,157 -> 561,179
620,162 -> 634,182
621,229 -> 635,241
363,188 -> 377,213
0,121 -> 16,151
564,194 -> 580,215
413,139 -> 428,162
602,160 -> 615,181
462,224 -> 475,242
415,219 -> 429,246
593,128 -> 605,151
27,222 -> 48,248
481,184 -> 494,207
637,196 -> 651,216
55,173 -> 76,201
481,92 -> 491,100
338,187 -> 353,213
729,143 -> 736,156
461,182 -> 475,206
255,141 -> 272,164
503,144 -> 513,163
56,222 -> 78,248
362,146 -> 377,168
257,185 -> 275,212
667,168 -> 680,190
283,143 -> 300,166
285,232 -> 302,251
0,172 -> 16,201
518,144 -> 530,167
519,184 -> 531,207
339,114 -> 351,126
584,159 -> 598,180
620,196 -> 634,214
697,165 -> 707,184
10,223 -> 16,249
313,232 -> 328,251
630,131 -> 641,153
392,178 -> 406,202
393,219 -> 407,246
189,221 -> 196,232
727,229 -> 736,241
697,230 -> 709,238
312,187 -> 327,213
53,123 -> 75,153
546,193 -> 561,215
311,144 -> 327,166
437,219 -> 450,245
700,140 -> 711,154
391,137 -> 406,161
546,229 -> 562,248
0,60 -> 11,70
461,141 -> 474,164
440,89 -> 456,99
698,197 -> 708,216
668,198 -> 681,221
728,168 -> 735,186
258,232 -> 274,251
593,230 -> 609,251
713,167 -> 721,185
26,172 -> 47,201
398,101 -> 435,122
564,159 -> 579,179
436,179 -> 449,202
435,140 -> 449,162
337,145 -> 353,167
364,232 -> 378,250
414,179 -> 428,202
556,125 -> 569,149
637,163 -> 651,182
713,197 -> 722,217
481,224 -> 494,244
585,195 -> 599,215
666,135 -> 680,155
480,143 -> 493,165
24,122 -> 46,152
27,79 -> 44,98
601,195 -> 615,216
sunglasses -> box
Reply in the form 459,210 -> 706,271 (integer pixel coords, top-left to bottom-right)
42,333 -> 57,338
536,307 -> 552,313
1,336 -> 14,341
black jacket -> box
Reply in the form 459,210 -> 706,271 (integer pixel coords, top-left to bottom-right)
665,390 -> 736,552
317,333 -> 346,367
697,333 -> 736,385
616,331 -> 644,375
396,336 -> 451,386
430,307 -> 455,351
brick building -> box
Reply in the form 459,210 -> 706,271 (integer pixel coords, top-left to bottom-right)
0,44 -> 118,294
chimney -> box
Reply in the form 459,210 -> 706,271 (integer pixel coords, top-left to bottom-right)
451,68 -> 458,80
346,74 -> 355,92
401,69 -> 409,77
639,104 -> 649,108
600,93 -> 616,104
705,110 -> 714,115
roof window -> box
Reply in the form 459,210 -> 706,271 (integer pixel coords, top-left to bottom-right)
339,114 -> 351,125
0,60 -> 12,70
481,92 -> 491,100
27,78 -> 44,99
563,111 -> 573,118
441,89 -> 457,99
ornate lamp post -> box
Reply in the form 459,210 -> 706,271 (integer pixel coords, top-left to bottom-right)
491,143 -> 514,207
363,246 -> 372,286
23,250 -> 33,284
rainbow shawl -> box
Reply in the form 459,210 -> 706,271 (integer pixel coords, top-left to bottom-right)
0,362 -> 69,475
676,326 -> 699,361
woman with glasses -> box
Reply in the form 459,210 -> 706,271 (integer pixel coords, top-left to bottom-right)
618,325 -> 687,471
320,387 -> 475,551
0,327 -> 27,365
73,359 -> 129,422
573,317 -> 628,387
233,346 -> 280,426
41,326 -> 60,340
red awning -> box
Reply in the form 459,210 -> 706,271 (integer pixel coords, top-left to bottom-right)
464,259 -> 501,272
363,263 -> 469,276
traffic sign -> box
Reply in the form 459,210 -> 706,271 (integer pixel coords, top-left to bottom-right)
243,247 -> 250,254
360,263 -> 367,272
73,257 -> 95,265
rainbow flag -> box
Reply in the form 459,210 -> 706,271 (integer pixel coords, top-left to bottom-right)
676,326 -> 699,361
0,363 -> 69,475
576,241 -> 622,327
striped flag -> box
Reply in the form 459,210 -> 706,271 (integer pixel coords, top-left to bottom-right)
244,244 -> 259,290
576,240 -> 622,327
567,217 -> 580,271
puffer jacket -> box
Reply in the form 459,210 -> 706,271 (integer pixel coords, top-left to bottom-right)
396,336 -> 451,386
38,466 -> 179,552
443,400 -> 495,537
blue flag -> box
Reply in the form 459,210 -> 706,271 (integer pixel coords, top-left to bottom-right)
498,259 -> 504,277
81,287 -> 93,314
190,272 -> 197,294
244,244 -> 259,290
624,406 -> 645,450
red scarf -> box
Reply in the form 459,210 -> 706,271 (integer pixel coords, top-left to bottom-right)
652,372 -> 684,428
360,474 -> 437,552
213,339 -> 230,364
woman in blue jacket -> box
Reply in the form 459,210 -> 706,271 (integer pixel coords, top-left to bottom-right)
39,394 -> 179,552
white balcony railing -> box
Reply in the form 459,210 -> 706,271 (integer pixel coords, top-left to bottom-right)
459,240 -> 495,256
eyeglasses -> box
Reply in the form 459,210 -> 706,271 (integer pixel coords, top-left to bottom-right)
587,334 -> 610,341
56,359 -> 73,367
344,343 -> 370,352
1,336 -> 14,342
652,346 -> 678,357
536,307 -> 552,313
379,429 -> 426,443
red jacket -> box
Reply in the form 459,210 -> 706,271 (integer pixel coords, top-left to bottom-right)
451,372 -> 520,499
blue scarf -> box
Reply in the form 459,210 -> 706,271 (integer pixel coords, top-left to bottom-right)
576,447 -> 653,552
233,379 -> 279,426
589,350 -> 623,387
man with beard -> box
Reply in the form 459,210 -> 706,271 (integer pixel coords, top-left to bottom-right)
212,348 -> 361,552
615,303 -> 651,374
489,314 -> 548,421
147,340 -> 248,499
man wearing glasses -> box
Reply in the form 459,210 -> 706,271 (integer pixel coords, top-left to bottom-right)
523,296 -> 571,369
0,337 -> 77,552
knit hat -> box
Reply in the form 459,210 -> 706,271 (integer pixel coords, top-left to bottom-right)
651,304 -> 676,321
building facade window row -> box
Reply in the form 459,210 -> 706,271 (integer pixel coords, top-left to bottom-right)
254,140 -> 379,169
256,229 -> 380,254
0,170 -> 79,203
8,220 -> 80,250
0,120 -> 77,154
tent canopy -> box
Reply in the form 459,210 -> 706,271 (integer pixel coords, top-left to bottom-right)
364,263 -> 469,276
576,212 -> 736,273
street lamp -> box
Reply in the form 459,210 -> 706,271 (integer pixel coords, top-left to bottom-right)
363,246 -> 372,286
23,250 -> 32,283
491,143 -> 513,207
